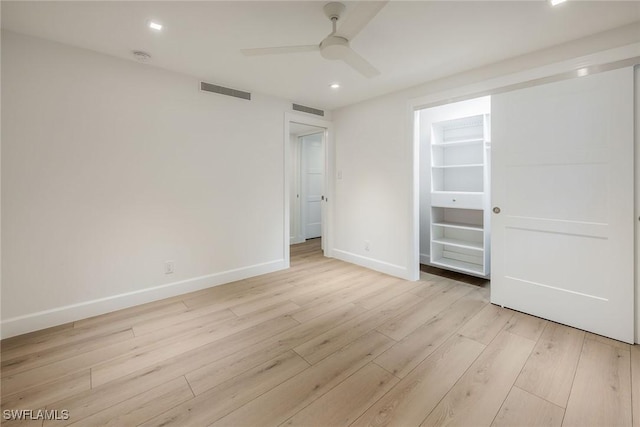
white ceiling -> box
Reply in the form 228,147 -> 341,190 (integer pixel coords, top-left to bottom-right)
2,1 -> 639,110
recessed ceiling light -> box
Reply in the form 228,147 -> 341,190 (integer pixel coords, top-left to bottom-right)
550,0 -> 567,6
330,83 -> 341,89
577,68 -> 588,77
149,21 -> 163,31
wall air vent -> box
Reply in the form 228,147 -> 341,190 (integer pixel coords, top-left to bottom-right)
292,104 -> 325,117
200,82 -> 251,100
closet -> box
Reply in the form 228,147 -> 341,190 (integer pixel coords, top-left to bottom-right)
419,97 -> 491,278
416,66 -> 637,344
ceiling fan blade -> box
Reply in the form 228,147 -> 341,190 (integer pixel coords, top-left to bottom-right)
341,48 -> 380,78
335,1 -> 388,41
241,45 -> 319,56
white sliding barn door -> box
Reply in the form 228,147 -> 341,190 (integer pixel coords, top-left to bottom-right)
491,67 -> 634,343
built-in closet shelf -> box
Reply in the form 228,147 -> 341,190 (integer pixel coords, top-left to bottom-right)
432,221 -> 483,232
431,191 -> 483,195
429,111 -> 491,278
432,237 -> 483,251
432,139 -> 484,147
432,164 -> 484,169
431,257 -> 484,276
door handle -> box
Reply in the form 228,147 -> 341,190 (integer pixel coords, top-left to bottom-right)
321,195 -> 325,201
493,207 -> 501,214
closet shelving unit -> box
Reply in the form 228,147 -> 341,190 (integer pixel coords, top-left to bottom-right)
430,114 -> 491,277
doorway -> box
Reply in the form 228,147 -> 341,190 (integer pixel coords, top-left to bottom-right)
290,126 -> 325,245
284,112 -> 333,267
416,96 -> 492,281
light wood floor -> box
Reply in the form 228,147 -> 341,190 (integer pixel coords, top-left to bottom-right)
2,238 -> 638,426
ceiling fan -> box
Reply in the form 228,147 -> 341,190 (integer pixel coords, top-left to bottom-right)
241,1 -> 388,78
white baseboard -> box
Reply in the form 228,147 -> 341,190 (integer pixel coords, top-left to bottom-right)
332,249 -> 411,280
420,253 -> 431,265
1,259 -> 287,339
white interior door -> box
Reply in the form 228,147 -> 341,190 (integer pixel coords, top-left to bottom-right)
301,133 -> 325,239
491,67 -> 635,343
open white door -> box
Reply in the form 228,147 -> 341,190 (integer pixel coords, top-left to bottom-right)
491,67 -> 635,343
301,133 -> 325,239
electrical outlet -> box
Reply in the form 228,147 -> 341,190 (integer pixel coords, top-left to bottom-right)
164,261 -> 175,274
364,240 -> 371,252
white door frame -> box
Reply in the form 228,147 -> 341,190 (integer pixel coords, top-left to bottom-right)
284,112 -> 334,266
406,44 -> 640,335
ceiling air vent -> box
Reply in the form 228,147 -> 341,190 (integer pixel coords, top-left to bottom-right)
292,104 -> 325,117
200,82 -> 251,100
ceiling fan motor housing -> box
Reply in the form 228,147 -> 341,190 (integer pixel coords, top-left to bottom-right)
320,36 -> 350,60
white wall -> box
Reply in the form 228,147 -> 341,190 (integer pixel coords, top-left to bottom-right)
331,24 -> 640,281
333,92 -> 411,278
418,97 -> 490,265
1,31 -> 296,337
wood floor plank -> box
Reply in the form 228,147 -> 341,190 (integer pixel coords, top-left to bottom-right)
132,306 -> 237,336
90,301 -> 301,387
1,370 -> 91,418
491,386 -> 564,427
1,323 -> 74,353
40,315 -> 299,427
181,278 -> 295,310
210,331 -> 394,427
185,303 -> 367,395
585,331 -> 632,351
458,303 -> 514,345
1,323 -> 136,362
352,278 -> 422,311
0,413 -> 44,427
288,272 -> 369,306
474,284 -> 490,302
280,363 -> 399,427
375,282 -> 473,341
179,256 -> 344,310
421,330 -> 535,427
503,311 -> 547,342
515,322 -> 584,408
293,292 -> 424,365
72,300 -> 188,331
66,376 -> 193,426
1,329 -> 135,378
563,338 -> 632,427
2,303 -> 247,396
46,291 -> 356,422
407,278 -> 454,300
353,334 -> 485,427
374,289 -> 486,378
227,286 -> 303,317
632,345 -> 640,427
291,276 -> 397,323
141,351 -> 310,427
